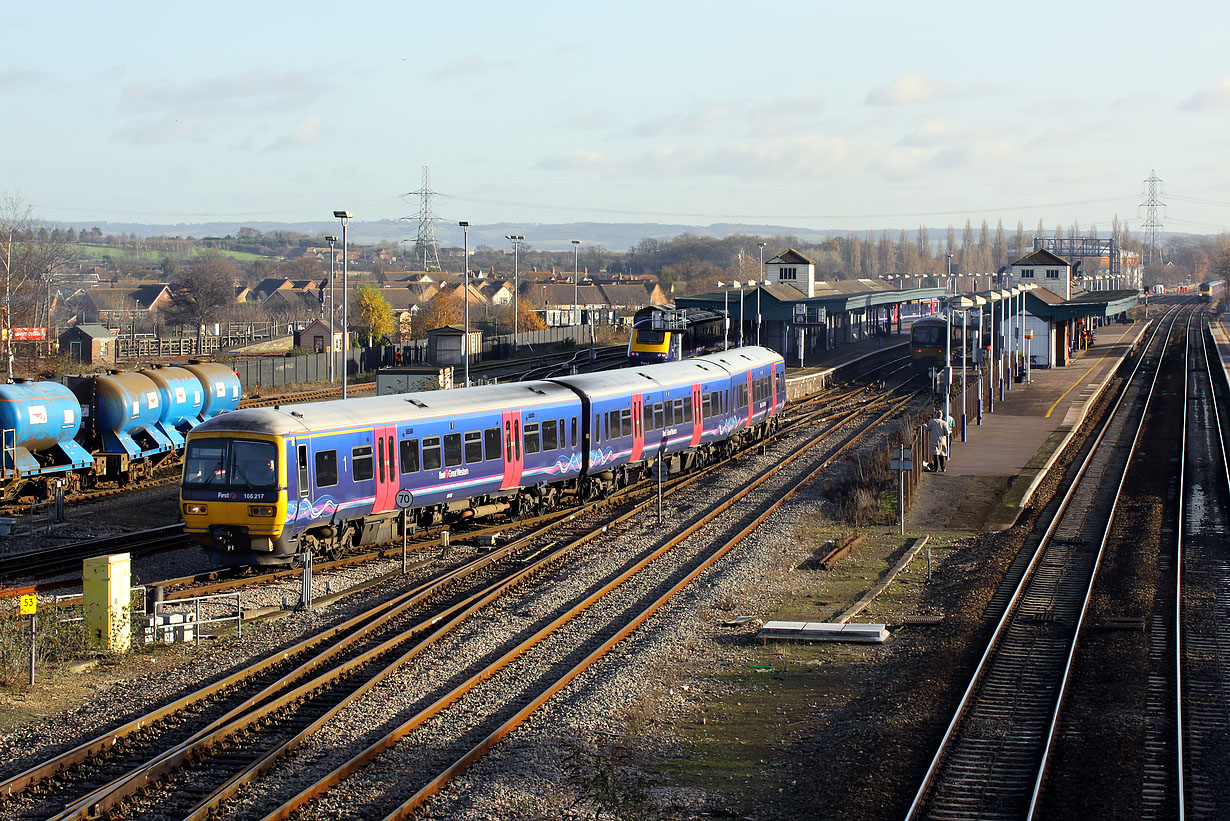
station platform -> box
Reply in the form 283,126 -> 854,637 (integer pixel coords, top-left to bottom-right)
906,318 -> 1151,533
1210,315 -> 1230,384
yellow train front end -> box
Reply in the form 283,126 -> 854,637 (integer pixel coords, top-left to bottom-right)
180,430 -> 293,565
627,326 -> 674,364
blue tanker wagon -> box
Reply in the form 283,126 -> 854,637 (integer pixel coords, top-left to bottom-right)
0,362 -> 241,500
182,346 -> 786,566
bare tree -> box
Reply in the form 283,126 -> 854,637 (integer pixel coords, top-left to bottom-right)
167,252 -> 240,347
0,193 -> 79,367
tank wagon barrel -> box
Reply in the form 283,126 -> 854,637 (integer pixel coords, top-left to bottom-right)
0,360 -> 242,499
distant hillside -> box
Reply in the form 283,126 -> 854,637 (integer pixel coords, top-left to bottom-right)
58,220 -> 844,252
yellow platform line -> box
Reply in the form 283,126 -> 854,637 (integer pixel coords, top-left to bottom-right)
1044,361 -> 1101,419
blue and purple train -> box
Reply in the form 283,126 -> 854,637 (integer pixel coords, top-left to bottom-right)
181,346 -> 786,566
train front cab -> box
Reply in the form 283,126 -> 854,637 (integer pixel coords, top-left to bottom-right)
627,322 -> 674,364
181,431 -> 291,564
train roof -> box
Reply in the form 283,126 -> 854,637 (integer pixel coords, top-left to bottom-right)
551,346 -> 782,399
550,357 -> 732,398
691,346 -> 785,370
191,380 -> 580,438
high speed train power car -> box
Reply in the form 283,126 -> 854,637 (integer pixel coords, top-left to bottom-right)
181,346 -> 785,566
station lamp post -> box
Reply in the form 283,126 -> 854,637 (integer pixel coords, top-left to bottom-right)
325,234 -> 338,384
460,221 -> 472,387
757,242 -> 767,345
505,234 -> 524,349
332,211 -> 352,398
979,289 -> 1002,417
571,239 -> 581,327
718,282 -> 730,350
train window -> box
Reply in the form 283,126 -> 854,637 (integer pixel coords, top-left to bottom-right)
663,400 -> 673,427
653,402 -> 665,430
543,419 -> 558,451
604,412 -> 611,441
422,437 -> 442,471
464,431 -> 483,463
377,439 -> 386,483
485,427 -> 501,461
352,445 -> 374,482
524,422 -> 541,454
514,419 -> 521,460
701,393 -> 711,419
683,397 -> 692,423
571,417 -> 577,447
673,399 -> 684,424
400,439 -> 420,474
621,409 -> 632,437
444,433 -> 463,467
315,450 -> 338,487
594,413 -> 601,443
643,402 -> 654,432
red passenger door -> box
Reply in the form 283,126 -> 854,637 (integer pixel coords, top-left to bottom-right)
500,410 -> 523,489
372,424 -> 398,513
690,383 -> 702,446
746,371 -> 755,427
630,393 -> 644,461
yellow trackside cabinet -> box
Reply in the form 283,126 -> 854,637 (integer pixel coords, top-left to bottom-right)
83,552 -> 132,653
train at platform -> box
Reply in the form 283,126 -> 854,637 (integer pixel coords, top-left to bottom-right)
1198,279 -> 1223,303
0,362 -> 241,500
627,305 -> 727,364
182,346 -> 786,567
909,315 -> 975,372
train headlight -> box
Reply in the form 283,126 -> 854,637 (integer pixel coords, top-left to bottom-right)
249,505 -> 277,517
184,503 -> 208,515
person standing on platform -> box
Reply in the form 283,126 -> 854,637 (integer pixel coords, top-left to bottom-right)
926,407 -> 951,472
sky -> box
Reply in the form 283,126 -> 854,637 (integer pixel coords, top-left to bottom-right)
6,0 -> 1230,246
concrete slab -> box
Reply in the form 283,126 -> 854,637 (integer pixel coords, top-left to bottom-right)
758,620 -> 889,643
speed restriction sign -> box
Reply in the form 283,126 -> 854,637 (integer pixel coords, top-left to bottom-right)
19,594 -> 36,615
395,489 -> 413,509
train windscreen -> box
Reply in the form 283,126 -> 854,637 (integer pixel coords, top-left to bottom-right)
912,325 -> 943,345
184,439 -> 278,489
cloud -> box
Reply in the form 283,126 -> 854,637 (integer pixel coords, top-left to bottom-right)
534,148 -> 614,171
121,68 -> 324,110
267,115 -> 327,151
427,54 -> 515,80
622,96 -> 826,140
1179,76 -> 1230,111
899,117 -> 963,147
866,73 -> 946,106
0,67 -> 50,87
121,114 -> 211,145
566,110 -> 617,131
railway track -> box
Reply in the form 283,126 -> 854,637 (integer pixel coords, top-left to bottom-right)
905,304 -> 1187,820
1175,313 -> 1230,819
0,369 -> 922,820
